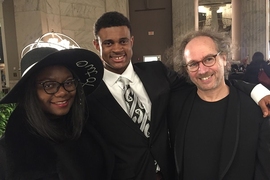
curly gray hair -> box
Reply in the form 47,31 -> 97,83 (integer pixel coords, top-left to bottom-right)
172,30 -> 232,82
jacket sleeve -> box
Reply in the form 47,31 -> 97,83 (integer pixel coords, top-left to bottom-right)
162,63 -> 194,92
230,80 -> 270,105
255,117 -> 270,179
229,79 -> 255,94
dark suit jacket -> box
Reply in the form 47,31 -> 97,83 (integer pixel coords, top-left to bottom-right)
86,61 -> 186,180
168,81 -> 270,180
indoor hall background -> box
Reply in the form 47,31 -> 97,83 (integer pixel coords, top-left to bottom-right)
129,0 -> 172,64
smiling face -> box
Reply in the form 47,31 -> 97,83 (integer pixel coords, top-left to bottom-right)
93,26 -> 134,74
36,65 -> 76,118
184,36 -> 227,95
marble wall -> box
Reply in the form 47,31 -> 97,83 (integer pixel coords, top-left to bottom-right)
14,0 -> 128,54
172,0 -> 198,44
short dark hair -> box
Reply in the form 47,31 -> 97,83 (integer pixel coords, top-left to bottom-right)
19,67 -> 86,142
251,51 -> 264,63
94,11 -> 132,39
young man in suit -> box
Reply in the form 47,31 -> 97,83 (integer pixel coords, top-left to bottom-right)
169,30 -> 270,179
86,11 -> 270,180
88,11 -> 182,180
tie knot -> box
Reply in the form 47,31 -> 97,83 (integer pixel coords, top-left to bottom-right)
119,76 -> 130,87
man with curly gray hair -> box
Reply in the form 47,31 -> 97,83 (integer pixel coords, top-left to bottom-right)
168,30 -> 270,179
176,30 -> 231,82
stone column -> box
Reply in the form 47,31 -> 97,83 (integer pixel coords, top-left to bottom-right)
172,0 -> 198,43
171,0 -> 198,70
209,6 -> 219,31
240,0 -> 268,62
231,0 -> 241,61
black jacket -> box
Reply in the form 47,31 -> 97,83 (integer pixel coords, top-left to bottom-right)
86,61 -> 187,180
0,106 -> 114,180
168,81 -> 270,180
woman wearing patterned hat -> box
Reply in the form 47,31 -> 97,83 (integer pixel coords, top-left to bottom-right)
0,47 -> 114,179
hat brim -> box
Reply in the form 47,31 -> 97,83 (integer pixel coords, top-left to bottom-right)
0,48 -> 103,104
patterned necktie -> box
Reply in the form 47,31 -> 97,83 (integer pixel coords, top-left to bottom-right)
119,77 -> 150,138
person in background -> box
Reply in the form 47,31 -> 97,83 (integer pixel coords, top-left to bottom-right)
228,63 -> 245,81
230,64 -> 239,73
169,30 -> 270,180
239,55 -> 249,72
0,46 -> 114,179
244,51 -> 270,85
86,11 -> 270,180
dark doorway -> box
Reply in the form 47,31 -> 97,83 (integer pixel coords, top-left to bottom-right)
129,0 -> 172,63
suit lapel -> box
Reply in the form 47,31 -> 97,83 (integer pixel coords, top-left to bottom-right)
218,85 -> 240,179
93,81 -> 148,139
174,88 -> 196,177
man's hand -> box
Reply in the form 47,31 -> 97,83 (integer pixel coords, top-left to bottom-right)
258,95 -> 270,117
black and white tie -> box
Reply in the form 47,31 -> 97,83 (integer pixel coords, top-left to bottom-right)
119,77 -> 150,138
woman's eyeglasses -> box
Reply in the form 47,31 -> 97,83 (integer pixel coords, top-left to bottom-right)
37,79 -> 78,94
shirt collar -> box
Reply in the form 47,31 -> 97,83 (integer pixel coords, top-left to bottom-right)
103,61 -> 135,86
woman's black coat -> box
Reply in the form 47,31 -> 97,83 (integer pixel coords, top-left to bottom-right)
0,106 -> 114,180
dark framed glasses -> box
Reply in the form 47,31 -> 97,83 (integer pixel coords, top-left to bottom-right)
37,79 -> 78,94
184,51 -> 221,72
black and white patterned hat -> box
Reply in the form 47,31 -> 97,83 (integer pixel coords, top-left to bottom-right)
0,47 -> 103,104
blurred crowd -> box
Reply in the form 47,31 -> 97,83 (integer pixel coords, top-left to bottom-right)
228,52 -> 270,88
